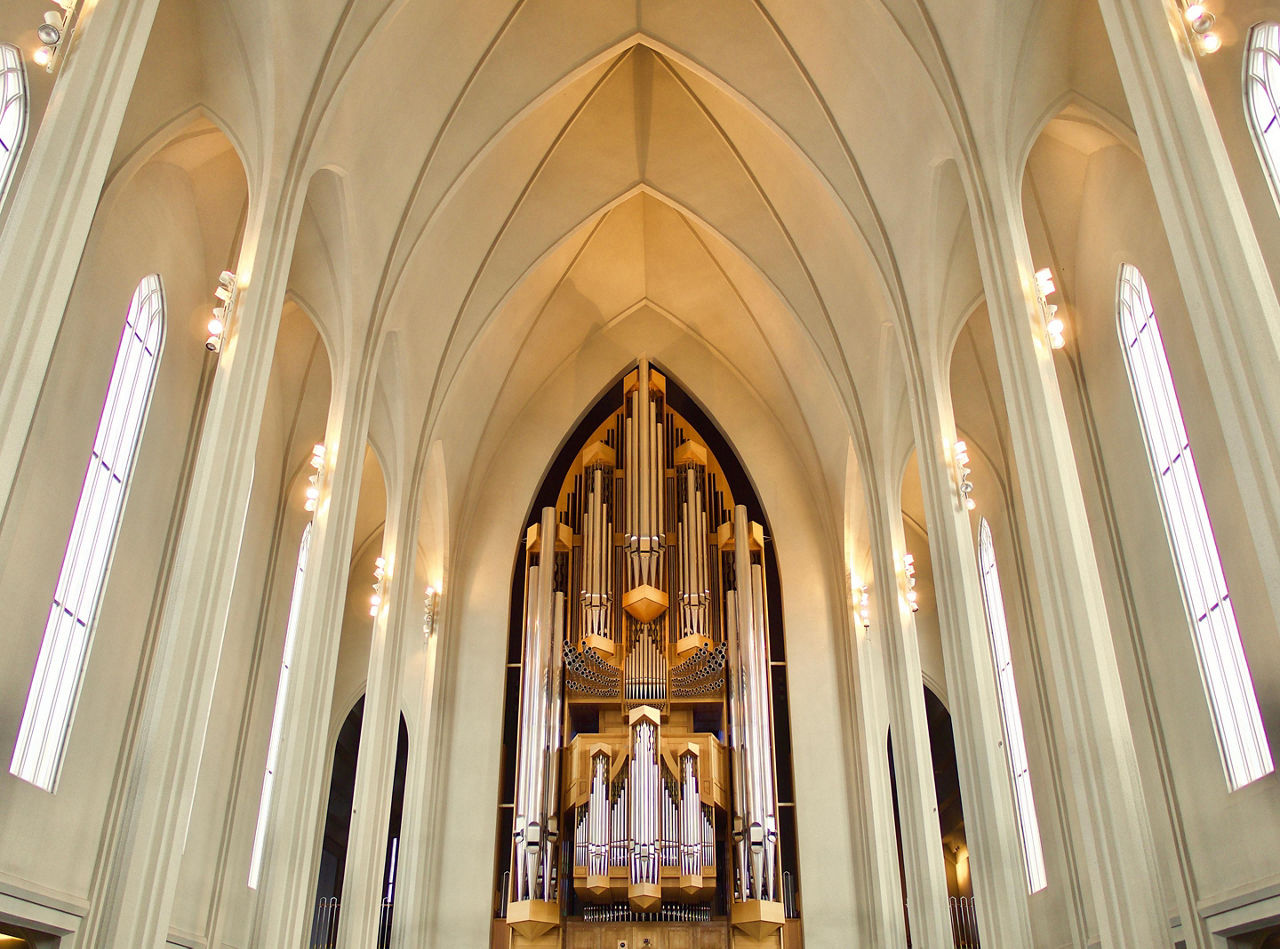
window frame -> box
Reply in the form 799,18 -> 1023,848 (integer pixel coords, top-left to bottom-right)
1115,263 -> 1273,790
248,522 -> 313,888
976,518 -> 1048,894
0,43 -> 29,209
10,274 -> 166,792
1244,21 -> 1280,212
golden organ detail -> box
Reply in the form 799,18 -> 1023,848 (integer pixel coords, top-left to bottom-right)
497,362 -> 800,949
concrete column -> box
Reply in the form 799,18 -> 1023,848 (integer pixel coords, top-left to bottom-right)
965,167 -> 1170,944
392,584 -> 443,949
337,475 -> 422,949
850,612 -> 911,949
869,474 -> 953,949
0,0 -> 162,514
77,176 -> 307,949
1097,0 -> 1280,606
248,356 -> 379,949
908,364 -> 1035,948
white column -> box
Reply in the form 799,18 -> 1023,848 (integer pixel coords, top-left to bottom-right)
336,475 -> 421,949
1097,0 -> 1280,606
869,475 -> 953,949
391,586 -> 443,949
75,178 -> 307,949
0,0 -> 163,511
909,364 -> 1034,948
966,171 -> 1170,945
844,567 -> 911,948
248,355 -> 378,949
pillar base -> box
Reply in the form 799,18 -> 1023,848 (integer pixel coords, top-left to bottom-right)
506,899 -> 560,940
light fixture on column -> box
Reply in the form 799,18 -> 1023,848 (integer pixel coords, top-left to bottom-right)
1034,266 -> 1066,350
954,440 -> 976,511
370,556 -> 387,617
1183,3 -> 1221,54
206,271 -> 237,353
304,443 -> 325,512
903,554 -> 919,613
852,575 -> 871,629
423,585 -> 439,639
33,1 -> 77,71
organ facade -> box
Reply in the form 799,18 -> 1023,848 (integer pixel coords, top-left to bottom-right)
495,361 -> 800,949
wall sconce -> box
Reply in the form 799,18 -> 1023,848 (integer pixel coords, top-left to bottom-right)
423,585 -> 439,639
852,576 -> 871,629
1183,3 -> 1221,54
33,0 -> 78,72
304,443 -> 325,512
370,556 -> 387,617
954,440 -> 976,511
1034,266 -> 1066,350
903,554 -> 919,613
206,271 -> 237,353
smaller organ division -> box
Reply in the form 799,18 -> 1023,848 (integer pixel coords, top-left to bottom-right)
504,361 -> 792,948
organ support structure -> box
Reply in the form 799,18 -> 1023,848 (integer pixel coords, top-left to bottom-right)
502,362 -> 797,948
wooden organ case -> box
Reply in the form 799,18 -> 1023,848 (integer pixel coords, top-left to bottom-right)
495,362 -> 802,949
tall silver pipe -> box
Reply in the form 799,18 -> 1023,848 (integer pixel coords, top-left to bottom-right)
540,591 -> 567,898
638,364 -> 650,573
510,561 -> 541,902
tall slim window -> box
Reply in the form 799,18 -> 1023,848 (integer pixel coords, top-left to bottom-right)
1117,264 -> 1273,789
977,519 -> 1047,894
1245,22 -> 1280,203
10,275 -> 165,792
248,523 -> 312,888
0,44 -> 28,205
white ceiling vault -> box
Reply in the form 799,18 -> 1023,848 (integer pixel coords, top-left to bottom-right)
106,0 -> 1130,535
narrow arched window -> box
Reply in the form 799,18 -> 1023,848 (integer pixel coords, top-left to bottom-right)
1245,22 -> 1280,204
977,519 -> 1047,893
248,522 -> 312,888
1117,264 -> 1273,789
0,44 -> 28,206
10,275 -> 165,792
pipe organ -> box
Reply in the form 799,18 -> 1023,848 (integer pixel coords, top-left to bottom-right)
501,362 -> 797,949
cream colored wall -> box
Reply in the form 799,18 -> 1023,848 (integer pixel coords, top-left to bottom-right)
0,155 -> 225,903
1024,121 -> 1280,921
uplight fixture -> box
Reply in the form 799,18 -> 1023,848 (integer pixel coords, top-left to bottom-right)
371,556 -> 387,617
903,554 -> 919,613
206,271 -> 237,353
955,440 -> 976,511
304,443 -> 325,512
1183,1 -> 1221,54
1034,265 -> 1067,350
852,576 -> 871,629
33,1 -> 78,73
424,585 -> 439,639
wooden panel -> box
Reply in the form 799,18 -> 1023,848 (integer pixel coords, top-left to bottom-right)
562,921 -> 731,949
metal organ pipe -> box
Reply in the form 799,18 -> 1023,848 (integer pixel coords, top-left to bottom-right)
727,504 -> 781,903
510,506 -> 562,904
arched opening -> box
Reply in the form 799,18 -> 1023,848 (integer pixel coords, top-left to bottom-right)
311,702 -> 410,949
490,360 -> 801,948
